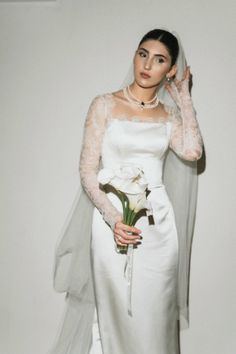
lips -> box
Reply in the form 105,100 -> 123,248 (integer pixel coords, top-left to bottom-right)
140,72 -> 151,79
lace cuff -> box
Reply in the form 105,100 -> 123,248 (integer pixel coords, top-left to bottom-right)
79,95 -> 123,230
166,87 -> 203,161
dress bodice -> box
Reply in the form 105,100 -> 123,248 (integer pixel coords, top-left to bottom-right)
102,119 -> 172,189
79,91 -> 203,230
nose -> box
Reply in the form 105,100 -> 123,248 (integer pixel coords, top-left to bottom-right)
144,57 -> 153,70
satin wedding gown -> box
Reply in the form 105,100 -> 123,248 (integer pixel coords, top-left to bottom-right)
78,91 -> 203,354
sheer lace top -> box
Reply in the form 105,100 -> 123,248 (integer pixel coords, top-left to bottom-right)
79,91 -> 203,230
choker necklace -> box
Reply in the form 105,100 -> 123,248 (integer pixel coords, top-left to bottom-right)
123,85 -> 159,110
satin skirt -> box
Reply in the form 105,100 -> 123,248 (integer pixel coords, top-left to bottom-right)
89,188 -> 180,354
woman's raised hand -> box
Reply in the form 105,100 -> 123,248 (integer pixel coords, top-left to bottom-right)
164,65 -> 192,107
113,221 -> 142,246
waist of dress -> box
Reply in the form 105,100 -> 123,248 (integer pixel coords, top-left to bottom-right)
103,159 -> 164,190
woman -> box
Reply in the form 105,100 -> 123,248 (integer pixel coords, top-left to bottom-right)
51,29 -> 203,354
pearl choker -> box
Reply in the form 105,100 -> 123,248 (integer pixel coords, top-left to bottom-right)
123,85 -> 159,110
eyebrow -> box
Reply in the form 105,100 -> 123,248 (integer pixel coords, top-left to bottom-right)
138,47 -> 168,59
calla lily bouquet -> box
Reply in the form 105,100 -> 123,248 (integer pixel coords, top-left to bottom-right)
97,163 -> 153,253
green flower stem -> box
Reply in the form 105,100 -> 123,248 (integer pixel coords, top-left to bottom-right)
130,211 -> 137,225
128,209 -> 132,225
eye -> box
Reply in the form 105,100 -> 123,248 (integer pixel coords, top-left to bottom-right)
138,50 -> 147,58
155,57 -> 165,63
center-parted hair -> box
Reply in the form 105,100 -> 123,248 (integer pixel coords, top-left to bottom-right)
138,29 -> 179,66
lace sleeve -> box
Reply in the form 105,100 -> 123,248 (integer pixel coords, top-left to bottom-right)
79,94 -> 123,231
167,88 -> 203,161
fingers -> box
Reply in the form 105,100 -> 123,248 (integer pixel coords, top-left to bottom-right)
114,222 -> 142,245
165,66 -> 191,94
164,82 -> 178,101
115,221 -> 141,234
115,231 -> 142,245
183,66 -> 191,81
164,83 -> 171,92
173,66 -> 191,83
164,82 -> 175,96
115,235 -> 142,246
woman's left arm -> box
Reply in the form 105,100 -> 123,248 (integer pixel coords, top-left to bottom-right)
165,66 -> 204,161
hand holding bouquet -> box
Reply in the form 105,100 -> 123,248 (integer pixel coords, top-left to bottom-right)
97,163 -> 153,253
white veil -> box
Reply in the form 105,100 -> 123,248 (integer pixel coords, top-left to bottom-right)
162,30 -> 198,330
50,28 -> 199,354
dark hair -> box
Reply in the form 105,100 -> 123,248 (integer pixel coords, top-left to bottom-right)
138,29 -> 179,66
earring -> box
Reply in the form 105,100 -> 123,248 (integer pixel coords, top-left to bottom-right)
166,76 -> 172,83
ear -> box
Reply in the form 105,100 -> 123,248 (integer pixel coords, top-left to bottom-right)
167,64 -> 177,78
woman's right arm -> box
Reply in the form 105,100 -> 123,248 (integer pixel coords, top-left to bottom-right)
79,94 -> 142,245
79,94 -> 123,231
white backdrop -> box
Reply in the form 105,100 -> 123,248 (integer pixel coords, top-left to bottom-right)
1,1 -> 235,353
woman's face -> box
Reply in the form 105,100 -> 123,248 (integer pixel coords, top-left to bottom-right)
133,39 -> 177,88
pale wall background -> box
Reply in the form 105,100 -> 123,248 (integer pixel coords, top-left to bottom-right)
1,0 -> 235,353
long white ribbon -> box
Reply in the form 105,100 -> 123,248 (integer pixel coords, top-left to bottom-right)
115,187 -> 159,316
124,243 -> 134,316
123,202 -> 155,317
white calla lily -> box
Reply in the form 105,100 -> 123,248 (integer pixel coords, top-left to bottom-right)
98,164 -> 148,194
97,168 -> 115,184
127,192 -> 149,212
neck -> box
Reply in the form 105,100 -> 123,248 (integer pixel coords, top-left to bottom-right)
129,81 -> 159,102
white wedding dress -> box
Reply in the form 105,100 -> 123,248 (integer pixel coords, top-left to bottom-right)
77,92 -> 203,354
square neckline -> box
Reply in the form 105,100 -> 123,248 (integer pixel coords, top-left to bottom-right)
104,92 -> 173,125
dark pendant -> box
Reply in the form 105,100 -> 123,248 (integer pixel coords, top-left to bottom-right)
141,101 -> 145,106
